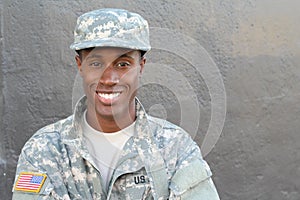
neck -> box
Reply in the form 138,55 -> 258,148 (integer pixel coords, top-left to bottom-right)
86,106 -> 136,133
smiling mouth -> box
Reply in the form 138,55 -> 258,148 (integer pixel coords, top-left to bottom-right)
96,92 -> 121,100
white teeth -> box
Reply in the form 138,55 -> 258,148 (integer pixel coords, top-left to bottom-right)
97,92 -> 120,99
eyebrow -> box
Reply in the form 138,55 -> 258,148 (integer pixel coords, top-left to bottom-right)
118,54 -> 135,60
85,54 -> 103,60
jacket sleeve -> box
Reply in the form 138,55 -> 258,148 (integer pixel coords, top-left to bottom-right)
12,149 -> 55,200
168,135 -> 220,200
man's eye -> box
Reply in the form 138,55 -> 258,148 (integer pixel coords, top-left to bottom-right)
116,62 -> 130,68
89,62 -> 102,68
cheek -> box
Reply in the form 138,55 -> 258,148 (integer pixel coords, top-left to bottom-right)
82,68 -> 100,82
120,68 -> 140,86
82,71 -> 100,90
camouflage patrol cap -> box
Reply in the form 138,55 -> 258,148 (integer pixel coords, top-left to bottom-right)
70,8 -> 151,51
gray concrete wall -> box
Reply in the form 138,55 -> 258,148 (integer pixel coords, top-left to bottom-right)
0,0 -> 5,195
1,0 -> 300,199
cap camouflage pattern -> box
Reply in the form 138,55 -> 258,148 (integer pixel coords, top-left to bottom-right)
70,8 -> 151,51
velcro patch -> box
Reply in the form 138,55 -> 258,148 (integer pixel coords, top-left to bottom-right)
14,172 -> 47,193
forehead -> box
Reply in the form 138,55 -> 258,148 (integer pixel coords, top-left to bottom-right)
81,47 -> 140,59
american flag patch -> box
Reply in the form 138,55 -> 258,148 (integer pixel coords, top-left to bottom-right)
14,172 -> 47,193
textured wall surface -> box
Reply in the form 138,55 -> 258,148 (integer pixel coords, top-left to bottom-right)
1,0 -> 300,199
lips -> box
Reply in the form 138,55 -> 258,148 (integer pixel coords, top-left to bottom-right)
96,92 -> 121,99
95,90 -> 122,105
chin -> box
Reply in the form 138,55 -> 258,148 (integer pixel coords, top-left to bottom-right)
96,105 -> 123,119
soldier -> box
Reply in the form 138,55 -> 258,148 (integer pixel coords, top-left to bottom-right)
12,8 -> 220,199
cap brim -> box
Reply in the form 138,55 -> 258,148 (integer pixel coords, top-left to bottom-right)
70,38 -> 151,52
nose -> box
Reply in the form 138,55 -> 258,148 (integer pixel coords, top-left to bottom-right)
99,66 -> 119,86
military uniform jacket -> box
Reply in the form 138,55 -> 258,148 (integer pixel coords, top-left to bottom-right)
13,96 -> 220,200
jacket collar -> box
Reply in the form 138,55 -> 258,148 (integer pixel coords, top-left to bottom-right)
61,96 -> 152,155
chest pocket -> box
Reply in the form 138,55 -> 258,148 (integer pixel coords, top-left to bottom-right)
123,170 -> 152,200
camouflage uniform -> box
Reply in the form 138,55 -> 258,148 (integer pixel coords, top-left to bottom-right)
13,9 -> 220,199
13,96 -> 219,199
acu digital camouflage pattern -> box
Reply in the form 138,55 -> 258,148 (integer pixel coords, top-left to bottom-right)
13,96 -> 220,199
70,8 -> 151,51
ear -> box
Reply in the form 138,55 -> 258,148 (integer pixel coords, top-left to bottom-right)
139,57 -> 146,75
75,55 -> 83,74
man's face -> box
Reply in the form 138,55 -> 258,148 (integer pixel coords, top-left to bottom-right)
76,47 -> 145,126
